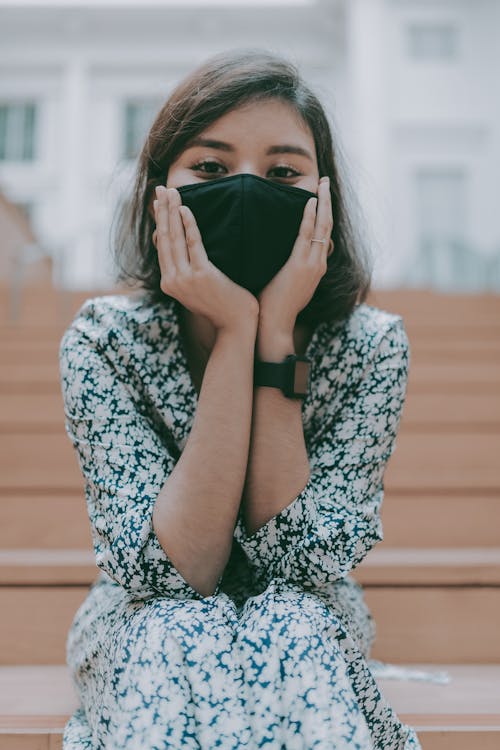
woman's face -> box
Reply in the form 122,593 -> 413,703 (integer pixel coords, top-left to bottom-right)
166,97 -> 320,193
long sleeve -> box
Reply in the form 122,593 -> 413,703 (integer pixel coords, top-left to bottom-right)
59,314 -> 211,602
233,316 -> 410,591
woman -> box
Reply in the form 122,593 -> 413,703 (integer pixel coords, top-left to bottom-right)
60,49 -> 422,749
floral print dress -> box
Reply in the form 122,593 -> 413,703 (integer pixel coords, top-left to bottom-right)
59,290 -> 423,749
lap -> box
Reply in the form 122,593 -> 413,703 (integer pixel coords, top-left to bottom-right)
236,576 -> 375,658
63,575 -> 414,750
67,572 -> 373,679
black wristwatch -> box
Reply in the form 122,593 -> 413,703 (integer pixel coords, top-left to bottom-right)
253,354 -> 312,400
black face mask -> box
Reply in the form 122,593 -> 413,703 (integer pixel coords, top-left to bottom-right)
176,173 -> 317,297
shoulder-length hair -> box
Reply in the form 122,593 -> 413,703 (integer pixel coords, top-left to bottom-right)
111,48 -> 373,328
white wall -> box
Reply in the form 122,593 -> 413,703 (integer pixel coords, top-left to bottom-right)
0,0 -> 497,292
381,0 -> 500,290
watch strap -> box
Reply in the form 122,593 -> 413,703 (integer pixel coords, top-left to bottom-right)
253,360 -> 288,390
254,354 -> 311,399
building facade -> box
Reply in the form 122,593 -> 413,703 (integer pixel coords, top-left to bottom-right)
0,0 -> 498,292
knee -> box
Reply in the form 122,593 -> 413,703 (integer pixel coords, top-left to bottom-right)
241,582 -> 337,642
121,595 -> 235,663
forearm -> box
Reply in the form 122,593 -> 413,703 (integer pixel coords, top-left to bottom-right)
240,331 -> 311,536
152,319 -> 257,597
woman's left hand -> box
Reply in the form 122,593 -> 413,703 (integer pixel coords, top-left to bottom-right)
257,175 -> 334,339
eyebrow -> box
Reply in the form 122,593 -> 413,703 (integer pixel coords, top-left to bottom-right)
184,137 -> 314,162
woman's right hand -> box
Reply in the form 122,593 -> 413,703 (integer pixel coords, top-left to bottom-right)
153,185 -> 259,334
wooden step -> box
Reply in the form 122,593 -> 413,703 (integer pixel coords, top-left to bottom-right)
365,585 -> 500,663
382,663 -> 500,750
0,326 -> 66,341
1,391 -> 498,430
0,586 -> 86,664
2,286 -> 498,329
0,285 -> 125,327
0,664 -> 499,750
0,494 -> 91,549
406,362 -> 500,392
0,549 -> 498,664
405,321 -> 500,338
0,289 -> 71,328
0,549 -> 96,585
4,286 -> 495,328
380,492 -> 500,548
0,434 -> 83,490
1,491 -> 498,550
0,318 -> 500,344
1,340 -> 62,364
0,394 -> 65,430
353,546 -> 500,585
0,363 -> 61,390
2,335 -> 498,363
403,339 -> 500,363
401,392 -> 500,426
365,288 -> 500,323
1,359 -> 498,391
384,431 -> 499,491
1,430 -> 498,492
1,547 -> 499,586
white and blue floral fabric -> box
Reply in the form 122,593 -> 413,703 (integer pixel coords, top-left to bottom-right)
59,291 -> 422,749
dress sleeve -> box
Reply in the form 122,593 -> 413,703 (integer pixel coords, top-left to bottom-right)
233,317 -> 410,590
59,319 -> 221,602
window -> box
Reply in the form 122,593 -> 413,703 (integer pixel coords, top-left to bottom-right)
407,23 -> 458,60
122,99 -> 161,161
0,102 -> 37,161
413,167 -> 477,290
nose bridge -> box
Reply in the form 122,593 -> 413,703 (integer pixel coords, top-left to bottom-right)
234,161 -> 260,177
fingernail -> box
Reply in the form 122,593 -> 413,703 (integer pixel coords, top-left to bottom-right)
321,176 -> 329,185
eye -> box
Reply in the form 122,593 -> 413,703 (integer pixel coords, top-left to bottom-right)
269,165 -> 302,179
190,159 -> 226,177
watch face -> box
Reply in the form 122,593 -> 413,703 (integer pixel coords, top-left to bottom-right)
293,360 -> 309,394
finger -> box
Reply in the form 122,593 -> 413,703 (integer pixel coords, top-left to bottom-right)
310,177 -> 333,261
293,196 -> 317,259
178,205 -> 208,270
166,188 -> 190,273
154,186 -> 174,275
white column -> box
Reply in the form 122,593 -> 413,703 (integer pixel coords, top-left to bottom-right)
59,56 -> 94,290
344,0 -> 394,287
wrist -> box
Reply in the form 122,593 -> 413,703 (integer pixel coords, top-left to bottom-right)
256,331 -> 295,361
217,314 -> 259,341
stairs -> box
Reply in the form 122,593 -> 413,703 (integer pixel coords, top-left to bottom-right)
0,665 -> 499,750
0,285 -> 499,748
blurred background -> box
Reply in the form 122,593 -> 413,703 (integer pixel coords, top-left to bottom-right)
0,2 -> 499,747
1,0 -> 499,300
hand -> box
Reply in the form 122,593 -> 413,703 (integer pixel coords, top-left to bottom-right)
153,185 -> 259,334
257,176 -> 334,337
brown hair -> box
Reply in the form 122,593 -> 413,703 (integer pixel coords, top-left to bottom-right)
110,47 -> 373,328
